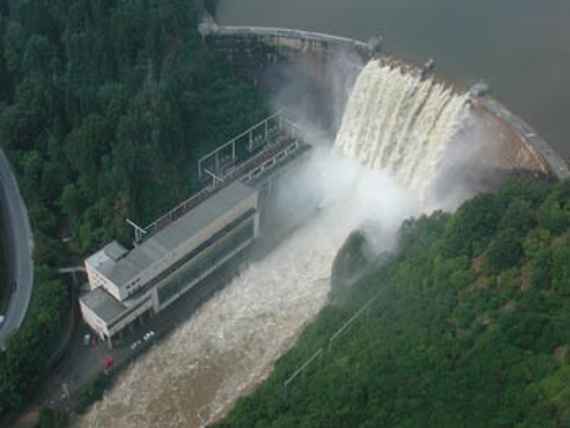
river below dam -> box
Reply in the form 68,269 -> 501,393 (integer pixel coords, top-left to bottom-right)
72,153 -> 420,427
217,0 -> 570,159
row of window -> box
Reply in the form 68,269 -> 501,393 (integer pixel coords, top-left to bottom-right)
125,277 -> 143,296
123,208 -> 257,302
107,296 -> 152,330
157,219 -> 255,305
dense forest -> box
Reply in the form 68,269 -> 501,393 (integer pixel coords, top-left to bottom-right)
0,211 -> 5,311
218,177 -> 570,427
0,0 -> 267,417
0,0 -> 267,260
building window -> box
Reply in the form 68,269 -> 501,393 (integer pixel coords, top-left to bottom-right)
157,218 -> 255,304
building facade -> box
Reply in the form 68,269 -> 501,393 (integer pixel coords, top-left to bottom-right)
79,181 -> 259,346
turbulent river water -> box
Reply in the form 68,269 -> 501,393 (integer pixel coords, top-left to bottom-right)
74,209 -> 337,427
72,168 -> 418,427
74,51 -> 470,425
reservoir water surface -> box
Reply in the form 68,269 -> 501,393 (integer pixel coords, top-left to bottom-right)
217,0 -> 570,158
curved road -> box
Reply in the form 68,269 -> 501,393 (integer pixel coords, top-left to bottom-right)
0,148 -> 34,349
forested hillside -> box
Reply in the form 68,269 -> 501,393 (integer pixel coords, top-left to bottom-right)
218,177 -> 570,428
0,0 -> 267,260
0,0 -> 266,416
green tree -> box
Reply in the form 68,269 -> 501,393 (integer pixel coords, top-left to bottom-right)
487,228 -> 523,272
22,34 -> 54,74
550,235 -> 570,294
2,20 -> 27,74
538,192 -> 570,234
442,193 -> 503,258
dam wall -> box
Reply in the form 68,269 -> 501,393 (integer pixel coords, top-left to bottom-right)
200,19 -> 372,82
199,13 -> 375,131
200,13 -> 569,181
475,97 -> 570,180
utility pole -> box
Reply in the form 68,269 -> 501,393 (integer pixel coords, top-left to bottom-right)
126,219 -> 147,244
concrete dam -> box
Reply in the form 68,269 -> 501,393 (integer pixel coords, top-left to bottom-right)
200,13 -> 570,183
73,13 -> 570,428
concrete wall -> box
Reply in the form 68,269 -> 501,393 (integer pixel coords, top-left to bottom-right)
108,298 -> 153,338
85,263 -> 110,291
200,21 -> 371,82
79,300 -> 110,339
475,97 -> 570,180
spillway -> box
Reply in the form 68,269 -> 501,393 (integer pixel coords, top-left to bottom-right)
335,60 -> 468,203
73,60 -> 470,427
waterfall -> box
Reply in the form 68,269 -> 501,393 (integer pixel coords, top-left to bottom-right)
73,58 -> 470,428
335,60 -> 468,202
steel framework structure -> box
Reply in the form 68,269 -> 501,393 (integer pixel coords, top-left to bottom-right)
128,112 -> 307,245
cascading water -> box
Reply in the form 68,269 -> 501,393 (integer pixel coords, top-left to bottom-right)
335,60 -> 468,201
73,60 -> 467,428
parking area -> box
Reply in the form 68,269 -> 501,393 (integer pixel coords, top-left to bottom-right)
36,251 -> 248,412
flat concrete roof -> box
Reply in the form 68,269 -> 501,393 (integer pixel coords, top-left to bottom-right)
85,241 -> 128,277
103,241 -> 128,261
105,181 -> 257,287
80,287 -> 126,324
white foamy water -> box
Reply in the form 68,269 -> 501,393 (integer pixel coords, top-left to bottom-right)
73,203 -> 368,428
74,59 -> 469,427
73,150 -> 418,428
335,60 -> 468,202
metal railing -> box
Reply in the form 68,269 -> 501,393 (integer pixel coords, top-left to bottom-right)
135,113 -> 307,243
198,111 -> 287,181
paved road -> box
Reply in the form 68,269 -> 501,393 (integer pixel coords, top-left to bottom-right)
0,148 -> 34,349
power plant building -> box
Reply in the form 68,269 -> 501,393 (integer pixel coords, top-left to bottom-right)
80,181 -> 259,346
